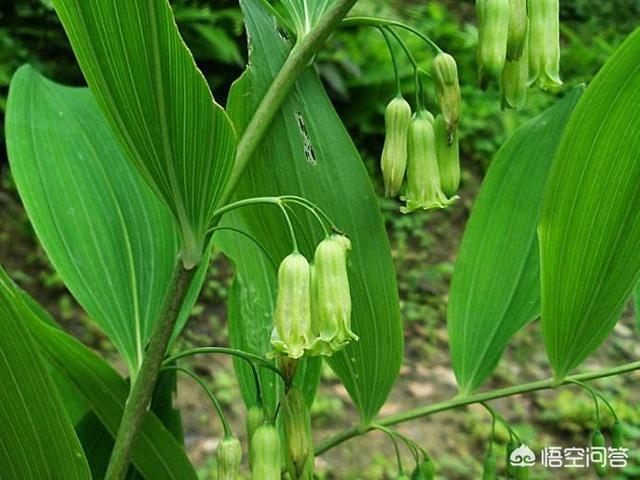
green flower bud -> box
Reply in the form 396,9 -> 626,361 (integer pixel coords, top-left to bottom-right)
308,235 -> 358,354
516,466 -> 530,480
217,435 -> 242,480
501,37 -> 529,110
507,0 -> 528,60
476,0 -> 510,85
246,405 -> 265,468
381,96 -> 412,198
271,253 -> 312,359
506,440 -> 518,478
591,430 -> 607,477
434,114 -> 460,197
411,456 -> 435,480
251,424 -> 282,480
528,0 -> 562,89
432,52 -> 461,134
482,448 -> 497,480
282,388 -> 313,478
612,420 -> 624,449
401,111 -> 455,213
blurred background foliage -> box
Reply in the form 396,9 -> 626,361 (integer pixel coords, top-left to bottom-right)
1,1 -> 640,478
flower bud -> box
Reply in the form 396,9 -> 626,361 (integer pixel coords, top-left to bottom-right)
381,96 -> 412,198
528,0 -> 562,89
411,456 -> 435,480
217,435 -> 242,480
401,112 -> 455,213
476,0 -> 510,85
507,0 -> 527,60
246,405 -> 265,468
612,420 -> 624,449
432,52 -> 461,134
309,235 -> 358,354
271,253 -> 312,359
251,424 -> 282,480
591,430 -> 607,476
506,439 -> 518,478
501,37 -> 529,110
434,114 -> 460,198
482,448 -> 497,480
282,388 -> 313,477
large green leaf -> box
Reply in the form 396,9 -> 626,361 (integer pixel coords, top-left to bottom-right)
540,28 -> 640,379
0,268 -> 198,480
51,0 -> 236,265
222,0 -> 403,421
0,272 -> 90,479
6,66 -> 204,374
448,89 -> 582,394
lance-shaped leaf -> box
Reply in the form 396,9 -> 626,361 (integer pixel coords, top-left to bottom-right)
6,66 -> 204,374
222,0 -> 403,421
0,271 -> 91,479
51,0 -> 236,266
448,89 -> 582,394
540,29 -> 640,379
0,267 -> 198,480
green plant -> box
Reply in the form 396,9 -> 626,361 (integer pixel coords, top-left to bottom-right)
2,1 -> 640,479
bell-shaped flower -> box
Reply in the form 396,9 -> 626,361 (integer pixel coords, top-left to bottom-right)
432,52 -> 461,135
381,96 -> 412,197
401,111 -> 456,213
501,37 -> 529,110
476,0 -> 510,86
308,235 -> 357,354
270,253 -> 312,359
434,114 -> 461,198
528,0 -> 562,89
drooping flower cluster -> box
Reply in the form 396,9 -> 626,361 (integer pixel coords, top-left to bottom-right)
270,234 -> 357,359
476,0 -> 562,108
380,51 -> 461,213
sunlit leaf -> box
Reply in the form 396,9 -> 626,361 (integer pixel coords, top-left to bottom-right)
540,28 -> 640,378
6,66 -> 206,374
51,0 -> 236,265
0,270 -> 90,479
222,0 -> 403,421
448,89 -> 582,394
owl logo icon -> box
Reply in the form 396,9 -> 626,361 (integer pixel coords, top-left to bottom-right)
510,444 -> 536,467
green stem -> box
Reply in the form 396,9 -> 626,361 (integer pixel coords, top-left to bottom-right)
315,360 -> 640,456
383,27 -> 422,111
341,16 -> 442,53
566,379 -> 602,427
372,425 -> 405,475
208,226 -> 279,272
219,0 -> 359,207
379,27 -> 402,96
210,196 -> 282,221
105,264 -> 196,480
481,402 -> 518,441
163,346 -> 285,380
280,195 -> 338,232
163,365 -> 232,437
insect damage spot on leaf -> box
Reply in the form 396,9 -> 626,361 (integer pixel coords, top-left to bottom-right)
295,111 -> 317,165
